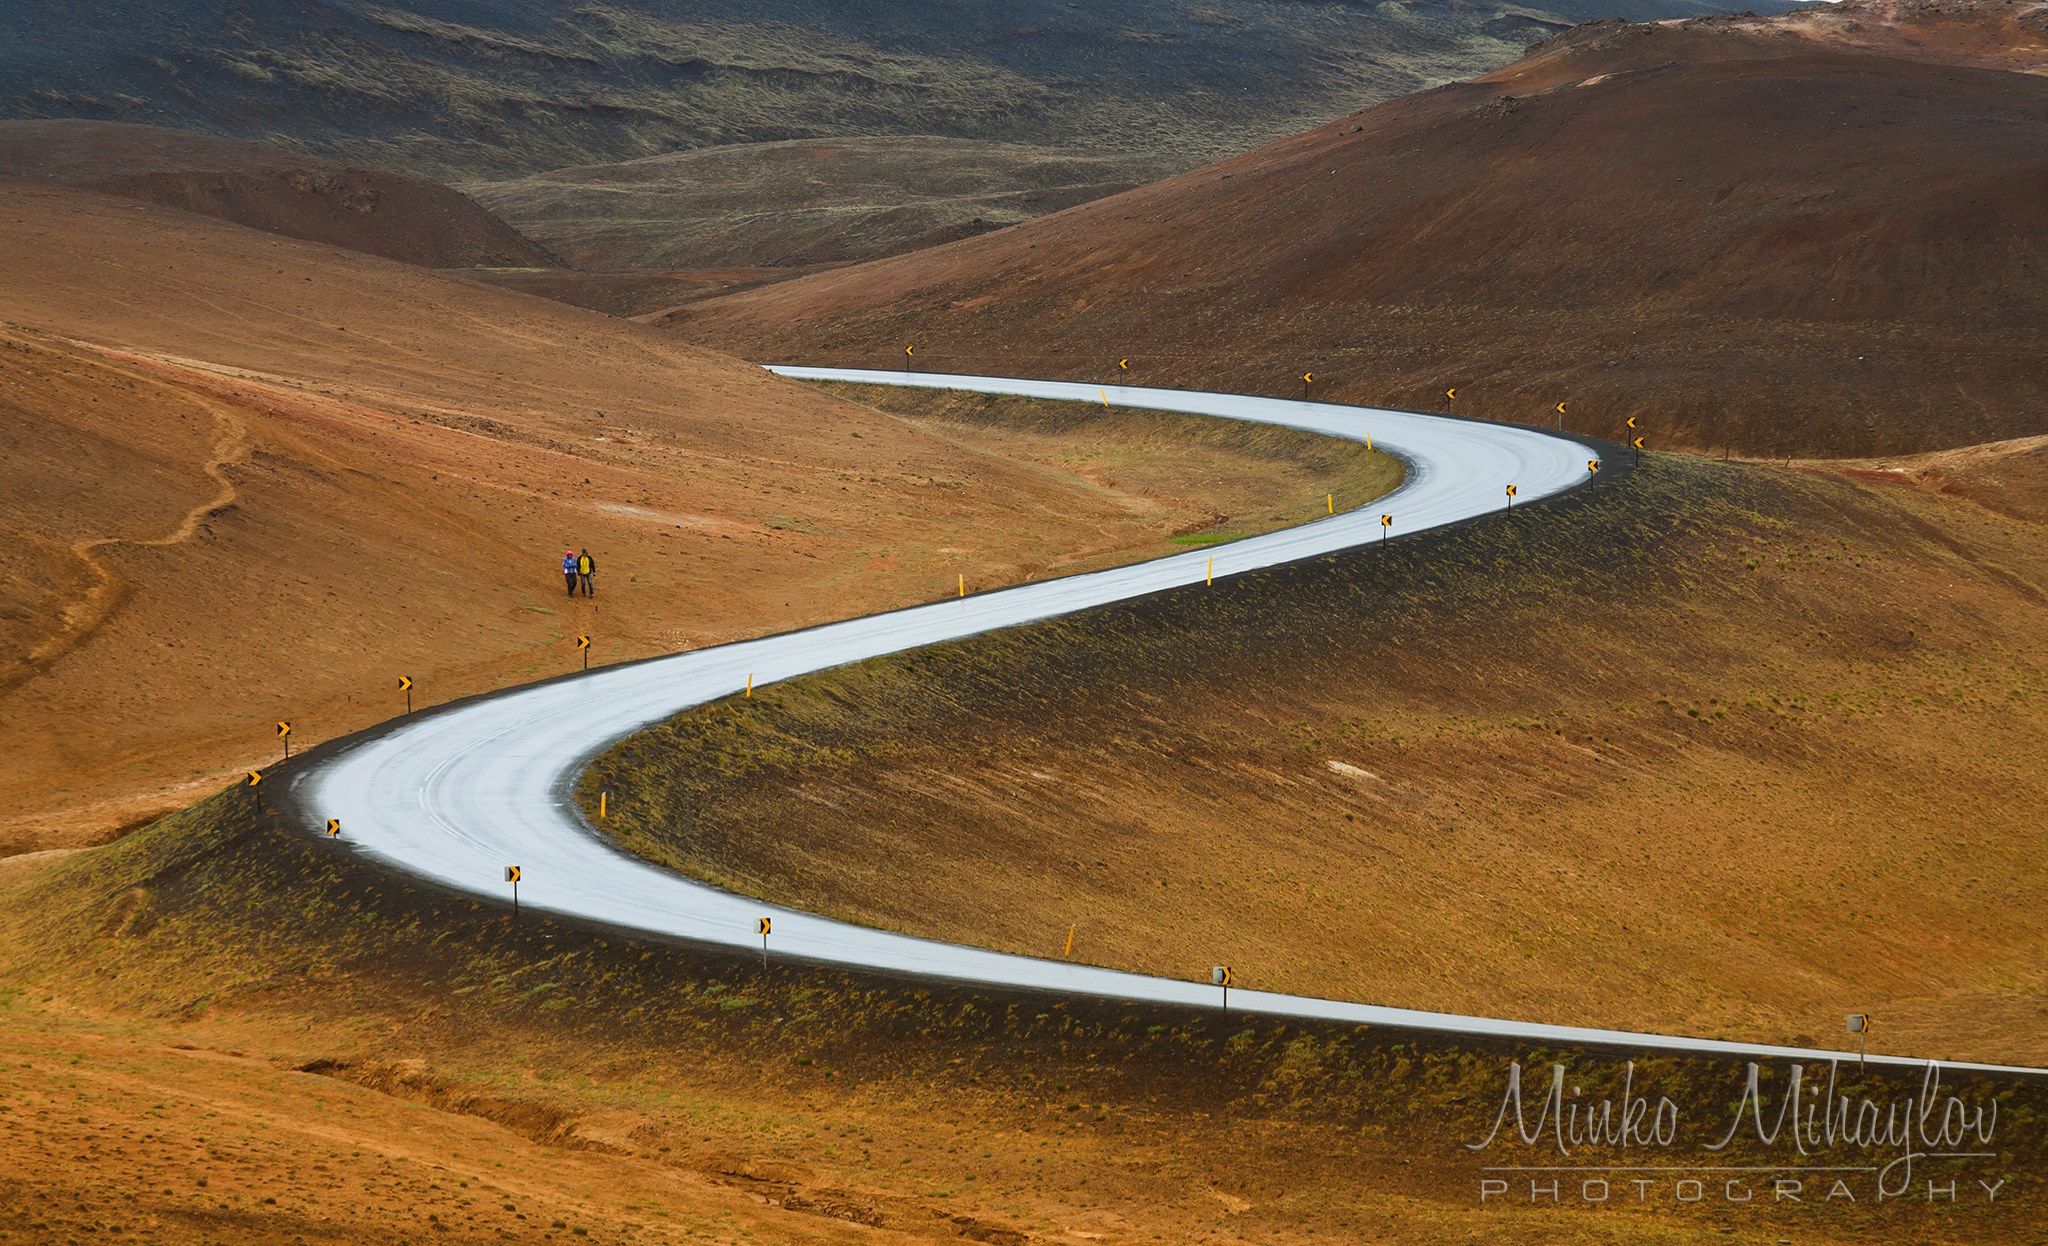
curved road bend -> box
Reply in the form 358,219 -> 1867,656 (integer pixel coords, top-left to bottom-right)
293,369 -> 2040,1076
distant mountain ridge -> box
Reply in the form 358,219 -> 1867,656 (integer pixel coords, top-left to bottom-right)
2,0 -> 1795,179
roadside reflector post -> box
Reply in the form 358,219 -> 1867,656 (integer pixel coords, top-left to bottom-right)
1212,964 -> 1232,1010
504,865 -> 521,916
758,916 -> 771,969
1206,555 -> 1213,586
576,634 -> 591,671
958,573 -> 966,598
277,720 -> 292,762
1064,924 -> 1076,959
399,674 -> 413,714
599,791 -> 607,820
1846,1013 -> 1870,1068
1327,493 -> 1333,516
745,673 -> 753,699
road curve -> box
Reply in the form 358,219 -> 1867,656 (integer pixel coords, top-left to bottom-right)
293,370 -> 2039,1077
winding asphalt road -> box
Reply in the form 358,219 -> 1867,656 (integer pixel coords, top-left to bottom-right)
292,370 -> 2037,1076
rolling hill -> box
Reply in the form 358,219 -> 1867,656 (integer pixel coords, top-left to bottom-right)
672,0 -> 2048,458
0,119 -> 552,267
470,136 -> 1181,273
0,183 -> 1392,857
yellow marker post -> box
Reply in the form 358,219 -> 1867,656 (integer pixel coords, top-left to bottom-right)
1207,555 -> 1214,586
1327,493 -> 1334,515
744,674 -> 753,698
1366,433 -> 1373,451
958,573 -> 966,598
1100,388 -> 1109,408
1064,925 -> 1076,958
599,791 -> 607,820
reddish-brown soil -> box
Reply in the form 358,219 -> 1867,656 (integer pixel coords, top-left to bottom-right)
0,120 -> 552,268
672,0 -> 2048,459
0,181 -> 1390,857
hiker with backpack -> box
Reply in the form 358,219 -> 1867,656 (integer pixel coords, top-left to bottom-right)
576,548 -> 597,597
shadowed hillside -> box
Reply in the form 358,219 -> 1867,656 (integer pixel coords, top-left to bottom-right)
0,120 -> 552,268
2,0 -> 1793,181
674,0 -> 2048,458
471,136 -> 1181,272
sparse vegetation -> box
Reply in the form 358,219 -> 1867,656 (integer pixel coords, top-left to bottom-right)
585,452 -> 2048,1065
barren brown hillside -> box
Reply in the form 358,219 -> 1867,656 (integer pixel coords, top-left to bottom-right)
0,182 -> 1390,856
674,0 -> 2048,458
0,120 -> 552,268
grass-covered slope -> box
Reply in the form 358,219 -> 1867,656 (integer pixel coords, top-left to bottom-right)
2,777 -> 2040,1242
584,450 -> 2048,1066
